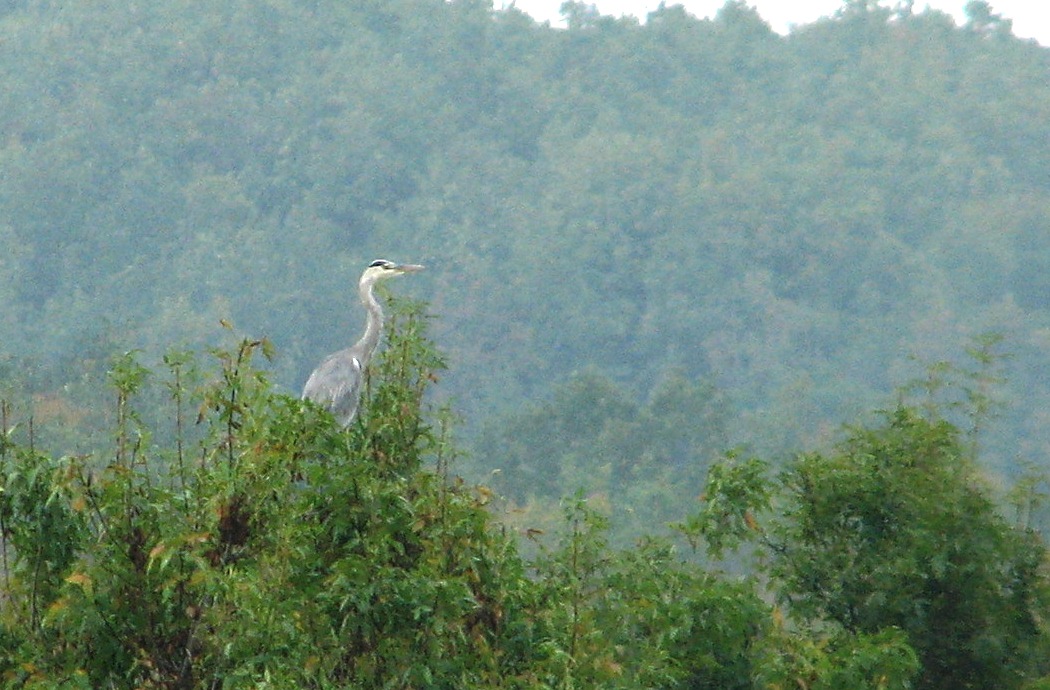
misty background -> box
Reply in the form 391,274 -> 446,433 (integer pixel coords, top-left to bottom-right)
0,0 -> 1048,531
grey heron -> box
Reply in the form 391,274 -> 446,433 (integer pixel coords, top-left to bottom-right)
302,259 -> 424,427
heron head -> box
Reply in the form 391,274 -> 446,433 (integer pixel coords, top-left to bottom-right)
361,259 -> 425,285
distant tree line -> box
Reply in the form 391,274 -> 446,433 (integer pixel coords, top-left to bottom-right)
0,1 -> 1048,493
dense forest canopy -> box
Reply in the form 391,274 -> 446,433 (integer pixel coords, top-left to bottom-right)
3,1 -> 1050,686
1,0 -> 1049,491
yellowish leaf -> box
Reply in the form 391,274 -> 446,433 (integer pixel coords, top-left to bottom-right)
149,543 -> 167,561
772,605 -> 784,629
46,597 -> 70,617
66,572 -> 92,593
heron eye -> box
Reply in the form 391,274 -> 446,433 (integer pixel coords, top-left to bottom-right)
368,260 -> 386,268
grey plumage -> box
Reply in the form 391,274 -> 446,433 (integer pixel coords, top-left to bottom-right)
302,259 -> 424,427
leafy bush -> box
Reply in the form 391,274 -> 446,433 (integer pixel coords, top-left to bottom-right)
769,407 -> 1050,690
0,299 -> 550,688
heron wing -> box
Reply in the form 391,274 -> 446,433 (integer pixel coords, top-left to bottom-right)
302,348 -> 364,426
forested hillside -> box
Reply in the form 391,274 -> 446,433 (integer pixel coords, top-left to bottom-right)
3,1 -> 1050,685
1,0 -> 1050,507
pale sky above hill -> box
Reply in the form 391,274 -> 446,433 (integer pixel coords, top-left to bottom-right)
499,1 -> 1049,45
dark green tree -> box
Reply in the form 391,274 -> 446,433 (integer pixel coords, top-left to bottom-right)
770,407 -> 1049,689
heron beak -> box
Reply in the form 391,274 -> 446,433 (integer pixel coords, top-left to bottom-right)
397,263 -> 425,273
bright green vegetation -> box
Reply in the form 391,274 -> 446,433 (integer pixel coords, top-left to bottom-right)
0,304 -> 1046,688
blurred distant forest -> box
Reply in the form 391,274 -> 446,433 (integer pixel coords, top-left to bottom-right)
1,0 -> 1050,516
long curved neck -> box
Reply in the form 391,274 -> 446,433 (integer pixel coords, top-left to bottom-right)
354,278 -> 384,364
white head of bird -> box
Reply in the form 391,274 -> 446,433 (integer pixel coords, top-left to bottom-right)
360,259 -> 425,289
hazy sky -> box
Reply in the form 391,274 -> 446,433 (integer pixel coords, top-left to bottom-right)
500,1 -> 1050,45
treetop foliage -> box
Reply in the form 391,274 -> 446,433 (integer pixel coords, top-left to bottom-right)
770,406 -> 1050,689
1,298 -> 1045,688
